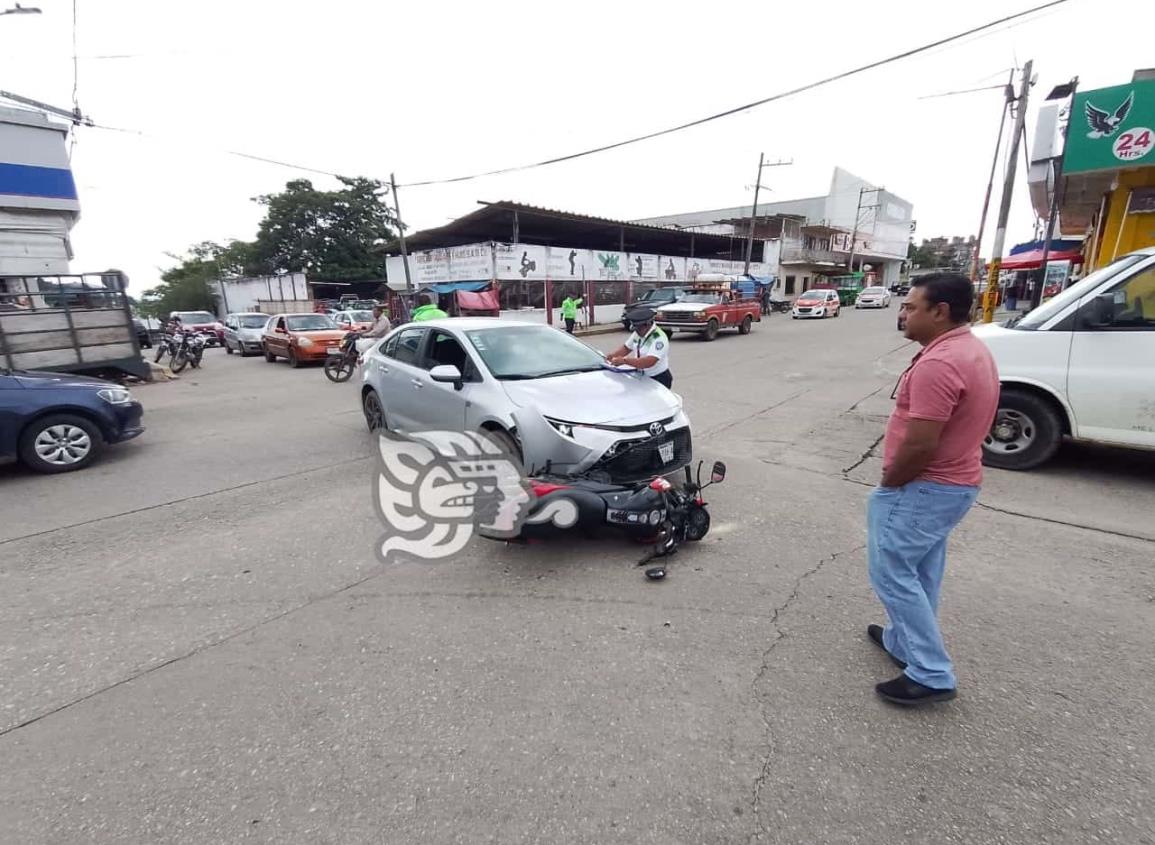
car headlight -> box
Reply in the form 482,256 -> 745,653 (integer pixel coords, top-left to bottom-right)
97,387 -> 132,405
545,418 -> 576,438
297,337 -> 314,348
694,311 -> 706,319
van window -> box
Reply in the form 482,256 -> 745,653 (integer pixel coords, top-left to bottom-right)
1080,264 -> 1155,330
1015,254 -> 1146,330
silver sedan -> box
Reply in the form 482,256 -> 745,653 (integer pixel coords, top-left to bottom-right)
359,319 -> 692,481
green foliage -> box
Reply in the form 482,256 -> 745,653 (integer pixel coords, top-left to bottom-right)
247,177 -> 396,281
143,177 -> 396,313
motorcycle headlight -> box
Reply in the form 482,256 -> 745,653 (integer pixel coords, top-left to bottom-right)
648,509 -> 663,526
297,337 -> 315,348
97,387 -> 132,405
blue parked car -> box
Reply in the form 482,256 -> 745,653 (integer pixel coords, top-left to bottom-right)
0,368 -> 145,473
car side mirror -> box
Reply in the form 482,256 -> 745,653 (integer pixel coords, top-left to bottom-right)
710,461 -> 726,484
1085,292 -> 1117,328
430,364 -> 464,390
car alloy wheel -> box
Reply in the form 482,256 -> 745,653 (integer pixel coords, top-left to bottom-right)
19,414 -> 103,473
34,423 -> 92,466
363,390 -> 385,431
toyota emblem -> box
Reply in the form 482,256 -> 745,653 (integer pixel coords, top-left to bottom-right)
649,422 -> 665,437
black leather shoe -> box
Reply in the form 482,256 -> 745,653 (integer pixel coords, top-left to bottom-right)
875,674 -> 957,706
866,624 -> 907,670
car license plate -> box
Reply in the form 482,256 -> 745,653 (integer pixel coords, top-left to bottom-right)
659,442 -> 674,463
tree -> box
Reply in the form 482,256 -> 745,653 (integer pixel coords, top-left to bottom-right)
247,177 -> 396,281
144,175 -> 396,313
138,241 -> 246,318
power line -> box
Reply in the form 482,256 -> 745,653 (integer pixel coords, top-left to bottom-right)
88,123 -> 347,178
399,0 -> 1071,187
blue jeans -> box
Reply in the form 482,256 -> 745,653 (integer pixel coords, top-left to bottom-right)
867,480 -> 979,690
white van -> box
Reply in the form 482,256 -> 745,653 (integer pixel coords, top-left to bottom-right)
972,247 -> 1155,470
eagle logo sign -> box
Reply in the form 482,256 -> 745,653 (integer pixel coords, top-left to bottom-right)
1085,93 -> 1133,139
373,429 -> 578,564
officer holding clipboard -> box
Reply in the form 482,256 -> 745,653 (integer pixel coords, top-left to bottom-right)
605,306 -> 673,388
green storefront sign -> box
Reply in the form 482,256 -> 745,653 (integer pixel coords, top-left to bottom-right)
1065,79 -> 1155,174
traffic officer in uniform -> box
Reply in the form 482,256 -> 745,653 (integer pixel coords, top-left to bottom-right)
605,306 -> 673,388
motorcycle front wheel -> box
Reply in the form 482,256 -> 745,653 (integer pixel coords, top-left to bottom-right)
685,506 -> 711,541
154,345 -> 167,363
324,355 -> 355,383
170,350 -> 189,373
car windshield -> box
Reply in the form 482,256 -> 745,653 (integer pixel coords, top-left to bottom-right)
179,312 -> 216,323
346,310 -> 373,321
641,289 -> 674,301
286,314 -> 337,331
860,287 -> 886,295
466,325 -> 605,380
238,315 -> 269,328
681,293 -> 721,304
1013,253 -> 1148,330
798,291 -> 829,300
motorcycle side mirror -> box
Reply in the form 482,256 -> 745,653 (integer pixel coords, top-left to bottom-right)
710,461 -> 726,484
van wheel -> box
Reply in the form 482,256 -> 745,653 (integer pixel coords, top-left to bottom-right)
738,315 -> 753,335
982,389 -> 1063,470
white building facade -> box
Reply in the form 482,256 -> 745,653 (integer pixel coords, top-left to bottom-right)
636,167 -> 914,292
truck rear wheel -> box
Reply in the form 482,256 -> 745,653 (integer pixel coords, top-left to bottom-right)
738,315 -> 753,335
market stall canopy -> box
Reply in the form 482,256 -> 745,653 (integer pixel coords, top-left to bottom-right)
423,281 -> 490,294
1000,248 -> 1085,270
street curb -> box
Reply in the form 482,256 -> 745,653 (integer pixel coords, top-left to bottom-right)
574,324 -> 625,337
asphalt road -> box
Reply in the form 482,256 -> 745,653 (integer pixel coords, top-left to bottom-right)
2,309 -> 1153,844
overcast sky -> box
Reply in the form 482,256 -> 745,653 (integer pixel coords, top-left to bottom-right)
0,0 -> 1144,292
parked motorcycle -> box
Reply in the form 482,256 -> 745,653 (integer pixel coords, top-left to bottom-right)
324,331 -> 363,383
155,331 -> 206,373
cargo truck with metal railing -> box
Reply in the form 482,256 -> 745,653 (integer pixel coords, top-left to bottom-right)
0,271 -> 149,381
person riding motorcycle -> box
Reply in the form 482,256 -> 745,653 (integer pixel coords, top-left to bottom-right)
605,306 -> 673,388
352,304 -> 393,355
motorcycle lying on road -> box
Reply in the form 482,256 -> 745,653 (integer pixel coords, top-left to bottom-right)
324,331 -> 363,383
520,459 -> 726,580
154,330 -> 207,373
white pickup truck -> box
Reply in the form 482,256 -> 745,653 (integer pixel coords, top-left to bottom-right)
972,246 -> 1155,470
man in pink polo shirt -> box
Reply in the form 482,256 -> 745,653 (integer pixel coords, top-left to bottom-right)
867,273 -> 999,706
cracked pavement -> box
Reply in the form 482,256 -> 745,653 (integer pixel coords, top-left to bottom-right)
1,308 -> 1153,844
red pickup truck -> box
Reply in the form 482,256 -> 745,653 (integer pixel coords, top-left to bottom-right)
653,287 -> 762,341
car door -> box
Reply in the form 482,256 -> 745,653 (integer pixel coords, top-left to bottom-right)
223,316 -> 238,347
0,371 -> 25,460
405,329 -> 478,431
267,316 -> 290,356
373,326 -> 428,432
1066,261 -> 1155,447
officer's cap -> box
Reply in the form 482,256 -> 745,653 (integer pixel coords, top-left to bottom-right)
626,306 -> 656,324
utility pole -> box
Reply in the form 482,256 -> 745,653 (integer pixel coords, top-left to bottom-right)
1031,76 -> 1079,310
982,60 -> 1033,323
970,72 -> 1014,287
846,186 -> 882,274
389,172 -> 412,296
743,154 -> 792,275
